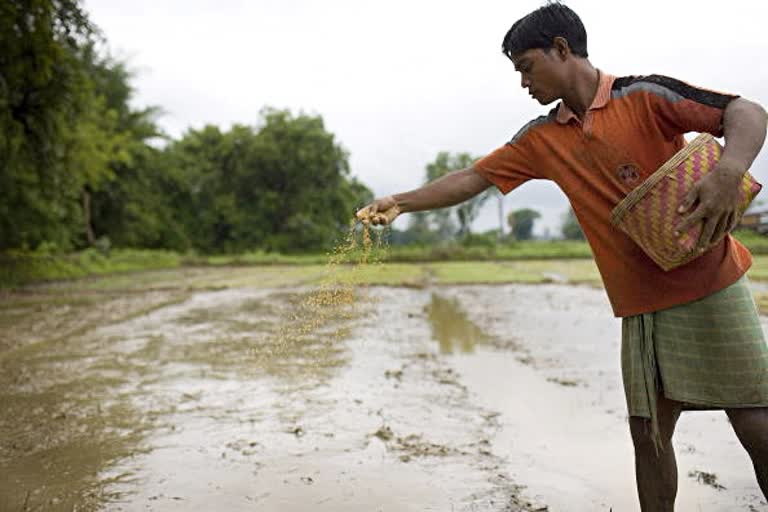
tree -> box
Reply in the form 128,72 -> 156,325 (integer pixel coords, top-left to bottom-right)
398,211 -> 441,245
250,108 -> 372,252
0,0 -> 101,249
0,2 -> 375,255
561,207 -> 586,240
425,152 -> 491,239
75,48 -> 176,250
167,109 -> 372,253
507,208 -> 541,240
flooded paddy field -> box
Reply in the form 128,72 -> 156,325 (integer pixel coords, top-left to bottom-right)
0,263 -> 766,511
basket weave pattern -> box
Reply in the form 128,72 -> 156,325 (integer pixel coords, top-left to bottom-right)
610,134 -> 761,271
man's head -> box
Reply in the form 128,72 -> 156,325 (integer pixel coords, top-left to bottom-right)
502,2 -> 588,105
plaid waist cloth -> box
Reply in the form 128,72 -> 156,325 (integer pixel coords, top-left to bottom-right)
621,275 -> 768,449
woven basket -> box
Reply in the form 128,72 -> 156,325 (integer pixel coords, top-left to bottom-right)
610,133 -> 762,271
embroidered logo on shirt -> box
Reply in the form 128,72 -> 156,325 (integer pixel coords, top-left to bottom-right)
617,164 -> 640,185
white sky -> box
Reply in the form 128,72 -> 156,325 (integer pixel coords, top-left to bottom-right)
85,0 -> 768,236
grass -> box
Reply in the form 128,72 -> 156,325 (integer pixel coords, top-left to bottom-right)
343,263 -> 428,287
8,253 -> 768,316
1,243 -> 595,289
377,240 -> 594,262
188,250 -> 328,266
4,229 -> 768,289
0,249 -> 183,288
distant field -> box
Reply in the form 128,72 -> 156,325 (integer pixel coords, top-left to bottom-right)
3,229 -> 768,292
16,255 -> 768,315
8,252 -> 768,289
23,255 -> 768,291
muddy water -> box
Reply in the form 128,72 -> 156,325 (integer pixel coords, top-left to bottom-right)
445,284 -> 767,511
0,275 -> 766,511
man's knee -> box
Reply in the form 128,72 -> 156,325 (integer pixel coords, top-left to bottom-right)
629,413 -> 681,454
727,407 -> 768,457
630,417 -> 665,454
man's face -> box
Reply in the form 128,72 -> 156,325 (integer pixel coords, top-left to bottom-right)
511,48 -> 567,105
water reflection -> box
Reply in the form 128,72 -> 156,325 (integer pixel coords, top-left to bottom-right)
425,293 -> 489,354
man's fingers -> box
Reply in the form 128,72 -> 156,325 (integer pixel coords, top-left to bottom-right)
356,197 -> 398,225
708,214 -> 730,247
676,208 -> 704,234
356,202 -> 384,223
697,216 -> 718,252
372,212 -> 393,226
678,185 -> 700,214
355,205 -> 371,222
726,211 -> 739,234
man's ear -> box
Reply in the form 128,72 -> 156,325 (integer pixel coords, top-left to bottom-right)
552,36 -> 571,60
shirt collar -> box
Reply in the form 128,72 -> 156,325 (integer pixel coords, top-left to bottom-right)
556,70 -> 616,124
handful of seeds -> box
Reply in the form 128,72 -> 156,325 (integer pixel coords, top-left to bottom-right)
356,204 -> 400,226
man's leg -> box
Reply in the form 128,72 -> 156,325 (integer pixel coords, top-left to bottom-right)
725,407 -> 768,498
629,394 -> 683,512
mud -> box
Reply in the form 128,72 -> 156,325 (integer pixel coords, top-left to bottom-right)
444,284 -> 768,511
0,272 -> 766,511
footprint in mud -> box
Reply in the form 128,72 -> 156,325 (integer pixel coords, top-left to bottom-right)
372,425 -> 394,442
369,425 -> 462,463
545,376 -> 583,387
688,470 -> 727,491
384,368 -> 404,381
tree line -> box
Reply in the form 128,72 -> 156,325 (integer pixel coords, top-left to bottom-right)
1,0 -> 375,254
1,1 -> 583,255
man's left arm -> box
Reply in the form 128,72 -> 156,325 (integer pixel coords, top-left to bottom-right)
676,97 -> 768,251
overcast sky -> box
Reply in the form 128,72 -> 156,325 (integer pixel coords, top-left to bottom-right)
85,0 -> 768,236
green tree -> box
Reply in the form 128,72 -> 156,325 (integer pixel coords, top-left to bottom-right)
0,0 -> 103,250
399,211 -> 441,245
561,207 -> 585,240
507,208 -> 541,240
91,142 -> 191,251
0,2 -> 373,254
425,151 -> 490,239
168,109 -> 371,253
251,109 -> 371,252
254,109 -> 362,251
71,47 -> 170,249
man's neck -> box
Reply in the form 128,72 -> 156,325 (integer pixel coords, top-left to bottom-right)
561,61 -> 599,120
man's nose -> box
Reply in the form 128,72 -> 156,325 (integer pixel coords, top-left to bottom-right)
520,75 -> 530,89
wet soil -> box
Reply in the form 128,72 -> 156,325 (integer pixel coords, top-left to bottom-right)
0,271 -> 766,511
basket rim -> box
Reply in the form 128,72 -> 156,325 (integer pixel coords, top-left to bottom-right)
610,133 -> 715,226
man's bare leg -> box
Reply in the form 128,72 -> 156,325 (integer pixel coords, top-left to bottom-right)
629,394 -> 683,512
725,407 -> 768,499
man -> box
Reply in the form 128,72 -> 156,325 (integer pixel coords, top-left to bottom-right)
355,3 -> 768,510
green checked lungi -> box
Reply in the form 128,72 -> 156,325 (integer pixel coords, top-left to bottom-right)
622,275 -> 768,446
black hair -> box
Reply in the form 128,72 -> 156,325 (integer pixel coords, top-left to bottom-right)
502,1 -> 588,60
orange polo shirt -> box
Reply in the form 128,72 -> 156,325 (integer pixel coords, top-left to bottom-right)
474,72 -> 752,317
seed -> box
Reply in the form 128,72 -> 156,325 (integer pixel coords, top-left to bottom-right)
256,219 -> 389,366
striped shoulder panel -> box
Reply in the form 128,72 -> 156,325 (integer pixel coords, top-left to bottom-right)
507,107 -> 558,145
611,75 -> 737,109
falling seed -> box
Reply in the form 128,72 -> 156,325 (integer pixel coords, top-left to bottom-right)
255,219 -> 390,366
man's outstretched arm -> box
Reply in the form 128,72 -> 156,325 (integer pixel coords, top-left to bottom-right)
356,167 -> 492,225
